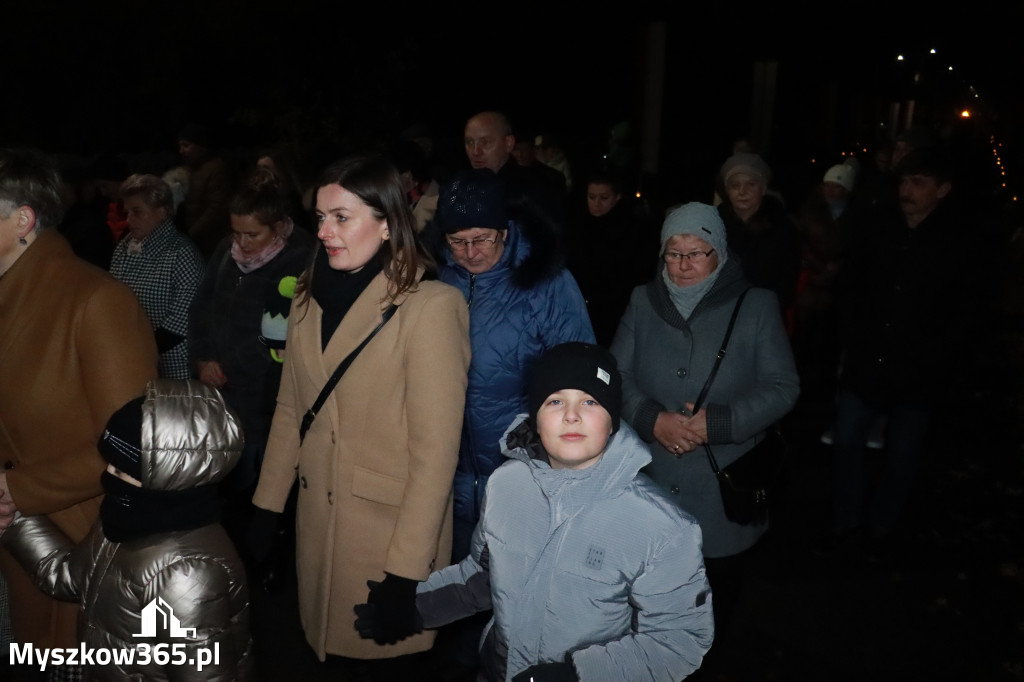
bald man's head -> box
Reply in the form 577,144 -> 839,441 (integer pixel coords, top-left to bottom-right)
464,111 -> 515,173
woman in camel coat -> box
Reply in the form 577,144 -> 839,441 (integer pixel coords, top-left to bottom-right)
252,155 -> 469,670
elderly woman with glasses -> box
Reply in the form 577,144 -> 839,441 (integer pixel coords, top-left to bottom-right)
434,169 -> 594,565
610,202 -> 798,657
109,173 -> 205,379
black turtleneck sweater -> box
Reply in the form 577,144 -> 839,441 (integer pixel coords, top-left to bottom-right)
310,248 -> 384,351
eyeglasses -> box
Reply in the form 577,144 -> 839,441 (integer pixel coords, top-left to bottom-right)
664,248 -> 715,263
446,235 -> 501,251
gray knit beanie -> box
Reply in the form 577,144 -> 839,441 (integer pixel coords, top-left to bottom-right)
720,152 -> 771,186
660,202 -> 728,258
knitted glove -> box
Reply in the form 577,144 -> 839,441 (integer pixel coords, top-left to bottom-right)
353,573 -> 423,645
512,662 -> 580,682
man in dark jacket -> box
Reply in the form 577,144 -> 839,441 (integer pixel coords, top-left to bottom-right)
830,148 -> 967,545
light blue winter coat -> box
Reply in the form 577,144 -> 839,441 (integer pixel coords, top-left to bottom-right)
417,416 -> 714,682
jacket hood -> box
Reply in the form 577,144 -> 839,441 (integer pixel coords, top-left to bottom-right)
139,379 -> 243,491
499,414 -> 651,502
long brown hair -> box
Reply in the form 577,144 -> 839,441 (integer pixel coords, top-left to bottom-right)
297,154 -> 434,308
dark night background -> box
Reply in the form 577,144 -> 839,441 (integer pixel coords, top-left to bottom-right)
3,8 -> 1022,207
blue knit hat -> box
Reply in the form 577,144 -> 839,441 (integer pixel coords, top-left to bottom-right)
436,169 -> 509,233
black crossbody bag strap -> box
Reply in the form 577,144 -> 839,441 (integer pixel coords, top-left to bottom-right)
691,289 -> 750,414
689,289 -> 750,474
299,304 -> 398,443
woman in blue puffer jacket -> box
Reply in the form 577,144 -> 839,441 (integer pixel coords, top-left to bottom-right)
434,169 -> 595,562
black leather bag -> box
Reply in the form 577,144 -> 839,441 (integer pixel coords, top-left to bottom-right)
691,289 -> 787,526
705,425 -> 786,526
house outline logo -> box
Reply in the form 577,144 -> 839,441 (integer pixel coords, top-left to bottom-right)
132,597 -> 197,639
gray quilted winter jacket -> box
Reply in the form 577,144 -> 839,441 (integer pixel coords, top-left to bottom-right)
417,415 -> 714,682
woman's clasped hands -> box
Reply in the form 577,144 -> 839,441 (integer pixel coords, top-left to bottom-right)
654,402 -> 708,456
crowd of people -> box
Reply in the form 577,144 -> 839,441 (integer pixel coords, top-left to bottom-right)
0,106 -> 998,681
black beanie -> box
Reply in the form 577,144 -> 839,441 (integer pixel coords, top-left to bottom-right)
97,396 -> 145,481
528,343 -> 622,434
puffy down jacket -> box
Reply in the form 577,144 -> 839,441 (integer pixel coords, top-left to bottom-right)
1,380 -> 252,682
439,223 -> 594,558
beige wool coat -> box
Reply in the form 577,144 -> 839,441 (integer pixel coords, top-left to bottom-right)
253,269 -> 469,660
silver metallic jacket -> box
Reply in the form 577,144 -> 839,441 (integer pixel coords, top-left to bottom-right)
2,380 -> 252,681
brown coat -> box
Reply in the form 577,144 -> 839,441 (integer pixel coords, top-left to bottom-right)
0,229 -> 158,648
253,270 -> 469,660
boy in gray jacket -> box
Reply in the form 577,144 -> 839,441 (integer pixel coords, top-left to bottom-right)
356,343 -> 714,681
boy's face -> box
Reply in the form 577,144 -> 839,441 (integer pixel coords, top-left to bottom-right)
537,389 -> 612,471
106,463 -> 142,487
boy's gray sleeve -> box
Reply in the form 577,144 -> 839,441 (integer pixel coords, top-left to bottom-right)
0,513 -> 88,602
416,493 -> 492,628
570,523 -> 715,682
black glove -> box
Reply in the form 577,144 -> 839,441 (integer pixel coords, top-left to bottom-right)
512,662 -> 579,682
246,507 -> 281,564
353,573 -> 423,645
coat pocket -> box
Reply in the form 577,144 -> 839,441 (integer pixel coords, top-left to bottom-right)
351,466 -> 407,506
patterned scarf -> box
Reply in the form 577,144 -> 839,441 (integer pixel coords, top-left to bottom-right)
231,218 -> 294,273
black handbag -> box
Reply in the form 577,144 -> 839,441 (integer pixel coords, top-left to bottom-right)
704,424 -> 786,526
691,290 -> 787,526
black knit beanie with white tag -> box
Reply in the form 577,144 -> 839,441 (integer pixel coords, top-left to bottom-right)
528,342 -> 622,434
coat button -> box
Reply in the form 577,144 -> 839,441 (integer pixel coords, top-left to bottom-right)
676,368 -> 687,378
328,491 -> 334,505
300,476 -> 308,488
670,485 -> 680,495
3,460 -> 14,470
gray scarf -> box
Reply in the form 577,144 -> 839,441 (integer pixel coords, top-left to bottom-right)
662,263 -> 722,320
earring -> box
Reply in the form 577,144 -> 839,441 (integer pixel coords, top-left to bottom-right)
18,237 -> 27,246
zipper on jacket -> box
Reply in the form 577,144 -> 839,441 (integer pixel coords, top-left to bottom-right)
464,272 -> 481,520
